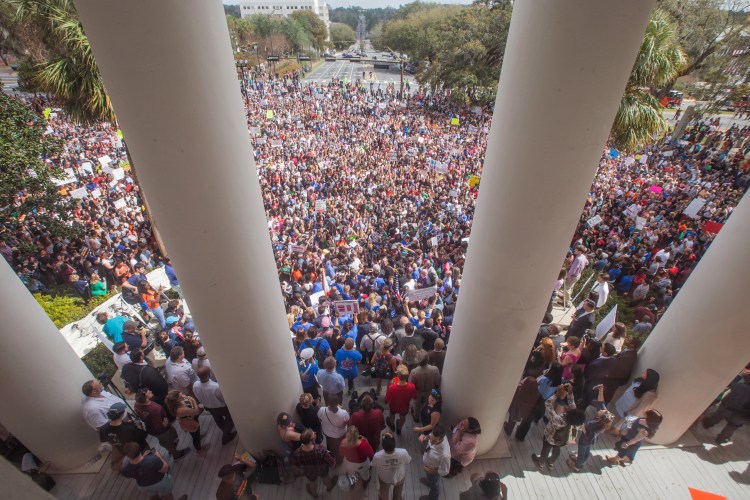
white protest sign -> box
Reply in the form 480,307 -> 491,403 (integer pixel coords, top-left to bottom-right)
109,180 -> 118,188
99,155 -> 112,171
435,163 -> 448,174
595,304 -> 618,339
449,189 -> 459,197
113,198 -> 127,210
378,103 -> 386,109
64,167 -> 76,177
315,199 -> 327,213
255,137 -> 266,145
91,188 -> 102,199
248,126 -> 260,134
661,150 -> 674,157
334,300 -> 360,315
635,216 -> 647,230
260,99 -> 268,106
586,215 -> 603,227
624,204 -> 640,220
430,236 -> 438,247
417,137 -> 425,144
81,161 -> 93,174
52,175 -> 76,186
288,244 -> 306,253
112,167 -> 125,180
272,139 -> 283,148
451,148 -> 461,155
471,105 -> 482,115
683,197 -> 706,219
70,187 -> 88,199
309,290 -> 327,307
406,285 -> 437,302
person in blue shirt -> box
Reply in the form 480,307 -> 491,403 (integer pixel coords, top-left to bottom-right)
515,363 -> 564,442
299,348 -> 321,401
97,312 -> 128,344
335,338 -> 362,394
298,326 -> 331,363
163,258 -> 182,298
291,311 -> 314,333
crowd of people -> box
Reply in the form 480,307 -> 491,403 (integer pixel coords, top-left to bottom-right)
3,63 -> 750,498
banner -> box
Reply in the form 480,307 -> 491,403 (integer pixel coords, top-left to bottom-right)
333,300 -> 360,315
288,244 -> 306,253
595,304 -> 617,339
406,285 -> 437,302
586,215 -> 603,227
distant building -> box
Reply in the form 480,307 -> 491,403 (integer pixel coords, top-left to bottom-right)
239,0 -> 330,36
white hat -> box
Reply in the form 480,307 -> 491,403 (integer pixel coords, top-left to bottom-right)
300,348 -> 315,361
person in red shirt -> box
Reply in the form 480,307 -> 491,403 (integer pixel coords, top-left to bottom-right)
385,365 -> 417,436
338,426 -> 375,495
349,394 -> 385,451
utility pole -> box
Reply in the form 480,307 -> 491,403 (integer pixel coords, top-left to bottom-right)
400,60 -> 404,98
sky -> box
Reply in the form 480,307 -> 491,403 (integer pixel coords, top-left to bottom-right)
224,0 -> 474,8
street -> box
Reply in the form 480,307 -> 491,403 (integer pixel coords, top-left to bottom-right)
301,58 -> 416,87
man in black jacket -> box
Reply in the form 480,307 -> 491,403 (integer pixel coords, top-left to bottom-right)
122,349 -> 169,407
603,337 -> 640,403
703,368 -> 750,444
581,343 -> 617,409
566,300 -> 596,340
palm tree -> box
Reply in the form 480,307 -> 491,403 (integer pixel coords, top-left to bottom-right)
611,9 -> 686,151
12,0 -> 166,255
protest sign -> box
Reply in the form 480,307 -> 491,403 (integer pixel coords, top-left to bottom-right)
117,130 -> 124,139
595,305 -> 617,339
309,290 -> 327,307
635,216 -> 647,230
378,103 -> 386,109
113,198 -> 127,210
451,148 -> 461,155
248,126 -> 260,134
64,168 -> 76,178
255,137 -> 266,145
471,106 -> 482,115
430,236 -> 438,247
81,161 -> 93,174
649,185 -> 663,194
702,221 -> 724,235
112,167 -> 125,180
272,140 -> 283,148
661,150 -> 674,157
586,215 -> 603,227
683,197 -> 705,219
334,300 -> 360,315
288,244 -> 306,253
99,155 -> 112,167
315,199 -> 327,213
624,204 -> 640,219
435,163 -> 448,174
406,286 -> 437,302
449,189 -> 459,197
260,99 -> 268,106
43,107 -> 52,119
266,110 -> 274,119
70,187 -> 88,199
52,175 -> 76,186
91,188 -> 102,199
469,175 -> 481,188
450,117 -> 460,126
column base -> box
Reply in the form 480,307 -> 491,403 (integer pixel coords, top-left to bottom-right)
47,450 -> 108,474
475,433 -> 511,460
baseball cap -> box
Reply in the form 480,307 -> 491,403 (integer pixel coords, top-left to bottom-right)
300,348 -> 315,361
107,402 -> 127,419
166,316 -> 180,325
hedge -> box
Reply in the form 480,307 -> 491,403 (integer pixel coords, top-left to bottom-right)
34,287 -> 115,328
82,342 -> 117,378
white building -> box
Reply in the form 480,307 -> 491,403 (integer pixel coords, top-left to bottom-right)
239,0 -> 330,34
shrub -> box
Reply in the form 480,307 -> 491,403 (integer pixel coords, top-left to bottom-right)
34,287 -> 114,328
82,342 -> 117,378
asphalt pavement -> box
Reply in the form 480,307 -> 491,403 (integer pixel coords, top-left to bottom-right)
301,59 -> 416,87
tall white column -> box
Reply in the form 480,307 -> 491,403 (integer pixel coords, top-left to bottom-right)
0,260 -> 100,468
634,192 -> 750,444
441,0 -> 655,454
74,0 -> 302,451
0,457 -> 54,500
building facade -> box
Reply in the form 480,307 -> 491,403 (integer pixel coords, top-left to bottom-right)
239,0 -> 330,33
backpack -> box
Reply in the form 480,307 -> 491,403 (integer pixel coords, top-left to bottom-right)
349,391 -> 361,413
122,364 -> 146,393
311,338 -> 326,366
374,353 -> 393,379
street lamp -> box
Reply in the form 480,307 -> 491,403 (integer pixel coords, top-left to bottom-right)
385,46 -> 405,98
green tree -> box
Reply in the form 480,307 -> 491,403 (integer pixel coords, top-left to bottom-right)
0,90 -> 80,255
329,22 -> 356,50
611,9 -> 686,151
290,10 -> 327,51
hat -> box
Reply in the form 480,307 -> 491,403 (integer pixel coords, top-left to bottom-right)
277,412 -> 292,426
107,402 -> 127,419
217,463 -> 239,478
300,348 -> 315,361
197,347 -> 207,358
166,316 -> 180,325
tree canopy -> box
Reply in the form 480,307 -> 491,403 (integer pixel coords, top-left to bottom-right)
330,22 -> 356,51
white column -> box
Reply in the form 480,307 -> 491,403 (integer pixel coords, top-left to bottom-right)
634,192 -> 750,444
441,0 -> 655,455
74,0 -> 302,451
0,457 -> 54,500
0,260 -> 100,468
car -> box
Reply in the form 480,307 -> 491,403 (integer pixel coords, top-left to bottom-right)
342,53 -> 353,58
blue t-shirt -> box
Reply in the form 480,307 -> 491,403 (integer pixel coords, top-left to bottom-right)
300,338 -> 330,358
335,349 -> 362,379
292,322 -> 313,333
299,362 -> 319,389
103,316 -> 128,343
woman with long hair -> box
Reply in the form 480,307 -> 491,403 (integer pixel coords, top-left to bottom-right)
371,338 -> 397,395
338,426 -> 374,496
560,336 -> 582,381
607,409 -> 663,465
612,369 -> 660,435
165,389 -> 203,451
401,344 -> 420,373
515,362 -> 564,441
602,322 -> 627,352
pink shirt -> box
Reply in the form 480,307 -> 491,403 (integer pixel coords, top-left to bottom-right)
449,428 -> 479,467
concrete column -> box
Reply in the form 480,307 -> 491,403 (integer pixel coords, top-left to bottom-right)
634,192 -> 750,444
74,0 -> 301,451
0,260 -> 100,468
0,457 -> 54,500
441,0 -> 655,455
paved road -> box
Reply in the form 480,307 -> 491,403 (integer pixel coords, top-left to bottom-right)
0,67 -> 18,91
301,59 -> 416,87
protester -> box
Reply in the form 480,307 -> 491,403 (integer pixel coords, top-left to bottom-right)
607,409 -> 663,466
112,341 -> 131,370
121,348 -> 169,406
318,356 -> 346,406
409,352 -> 441,420
134,389 -> 190,460
612,369 -> 661,435
445,417 -> 481,478
702,368 -> 750,444
81,379 -> 127,431
192,366 -> 237,445
603,338 -> 640,403
299,348 -> 321,402
418,424 -> 451,500
459,471 -> 508,500
338,426 -> 374,495
335,338 -> 363,395
165,390 -> 204,452
386,365 -> 418,436
121,442 -> 187,500
216,457 -> 259,500
99,402 -> 149,471
165,346 -> 197,396
568,385 -> 614,472
97,312 -> 129,345
372,432 -> 412,500
292,428 -> 337,498
350,394 -> 386,451
296,393 -> 324,444
317,394 -> 349,465
414,389 -> 443,435
531,384 -> 586,470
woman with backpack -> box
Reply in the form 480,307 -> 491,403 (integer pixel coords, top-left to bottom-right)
299,348 -> 321,403
372,338 -> 398,395
299,326 -> 332,367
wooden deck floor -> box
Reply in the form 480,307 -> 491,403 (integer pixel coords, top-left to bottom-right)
50,379 -> 750,500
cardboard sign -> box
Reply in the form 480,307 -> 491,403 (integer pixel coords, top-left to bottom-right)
435,163 -> 448,174
450,117 -> 460,126
449,189 -> 459,197
624,204 -> 640,219
81,161 -> 94,174
315,199 -> 327,213
406,286 -> 437,302
469,175 -> 481,188
683,197 -> 706,219
596,304 -> 617,339
70,187 -> 88,199
586,215 -> 603,227
288,244 -> 306,253
266,110 -> 274,119
99,155 -> 112,167
649,185 -> 663,194
430,236 -> 438,247
112,167 -> 125,180
333,300 -> 360,315
113,198 -> 127,210
91,188 -> 102,199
